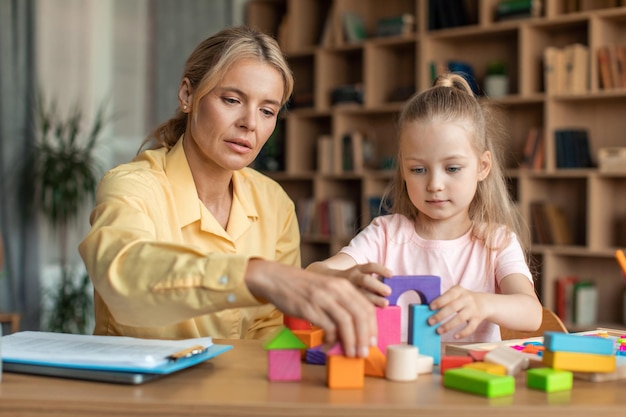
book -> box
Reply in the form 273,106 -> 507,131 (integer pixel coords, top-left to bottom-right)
543,203 -> 573,245
495,0 -> 541,21
564,43 -> 589,94
521,126 -> 542,169
543,46 -> 566,94
555,276 -> 579,322
1,331 -> 232,383
343,12 -> 367,43
597,45 -> 614,89
317,135 -> 334,175
530,201 -> 552,244
375,14 -> 415,37
572,281 -> 598,326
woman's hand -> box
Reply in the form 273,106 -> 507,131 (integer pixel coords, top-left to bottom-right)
307,254 -> 392,308
245,259 -> 379,358
338,263 -> 392,308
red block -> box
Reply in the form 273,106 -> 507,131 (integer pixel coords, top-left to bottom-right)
283,315 -> 311,331
440,355 -> 473,374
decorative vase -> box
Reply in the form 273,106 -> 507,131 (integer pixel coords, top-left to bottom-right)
484,74 -> 509,98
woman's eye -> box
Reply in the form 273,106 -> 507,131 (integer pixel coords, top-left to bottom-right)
448,166 -> 461,173
261,108 -> 276,117
411,167 -> 425,174
223,97 -> 239,105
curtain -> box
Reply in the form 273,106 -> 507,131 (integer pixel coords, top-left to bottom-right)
0,0 -> 40,330
147,0 -> 234,128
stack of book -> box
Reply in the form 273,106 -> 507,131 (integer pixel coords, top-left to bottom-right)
495,0 -> 542,21
554,129 -> 593,169
596,44 -> 626,90
296,198 -> 357,239
530,201 -> 574,246
543,43 -> 589,94
554,277 -> 598,326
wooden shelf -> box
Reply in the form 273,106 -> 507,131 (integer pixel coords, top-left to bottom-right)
247,0 -> 626,328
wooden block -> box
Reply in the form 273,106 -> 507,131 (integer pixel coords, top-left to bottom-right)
468,349 -> 489,361
327,355 -> 365,389
543,331 -> 615,355
463,362 -> 507,376
443,368 -> 515,398
283,315 -> 311,331
305,346 -> 326,365
408,304 -> 441,364
417,354 -> 434,374
293,327 -> 324,348
527,367 -> 573,392
543,350 -> 616,373
382,275 -> 441,306
263,326 -> 307,350
385,344 -> 418,381
267,349 -> 302,381
440,355 -> 473,374
484,346 -> 529,375
376,306 -> 401,354
364,346 -> 386,377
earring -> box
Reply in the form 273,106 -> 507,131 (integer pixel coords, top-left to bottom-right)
183,104 -> 188,111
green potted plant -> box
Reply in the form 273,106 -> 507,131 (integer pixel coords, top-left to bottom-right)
484,60 -> 509,98
24,91 -> 109,333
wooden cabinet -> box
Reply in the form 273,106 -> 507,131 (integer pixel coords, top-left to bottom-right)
246,0 -> 626,329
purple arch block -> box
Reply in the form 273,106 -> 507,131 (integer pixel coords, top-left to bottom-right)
382,275 -> 441,306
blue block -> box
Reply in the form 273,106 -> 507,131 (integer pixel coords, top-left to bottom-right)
408,304 -> 441,364
544,331 -> 615,355
382,275 -> 441,306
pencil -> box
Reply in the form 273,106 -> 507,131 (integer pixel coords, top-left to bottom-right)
616,249 -> 626,278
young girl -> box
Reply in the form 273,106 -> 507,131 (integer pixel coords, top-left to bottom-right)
307,73 -> 543,342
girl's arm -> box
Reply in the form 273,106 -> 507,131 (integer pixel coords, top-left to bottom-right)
307,253 -> 393,307
428,274 -> 542,339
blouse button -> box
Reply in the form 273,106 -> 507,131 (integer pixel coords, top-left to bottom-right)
219,276 -> 229,286
227,293 -> 236,303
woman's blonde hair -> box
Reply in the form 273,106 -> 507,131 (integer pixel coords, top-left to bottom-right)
141,26 -> 294,151
383,73 -> 530,253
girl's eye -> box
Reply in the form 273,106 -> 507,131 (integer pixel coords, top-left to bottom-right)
411,167 -> 425,174
447,166 -> 461,173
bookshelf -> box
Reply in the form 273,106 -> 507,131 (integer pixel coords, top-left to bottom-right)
246,0 -> 626,330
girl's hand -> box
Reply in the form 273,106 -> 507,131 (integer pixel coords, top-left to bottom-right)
427,285 -> 486,339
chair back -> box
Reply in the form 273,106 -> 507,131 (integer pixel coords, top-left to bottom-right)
500,307 -> 567,340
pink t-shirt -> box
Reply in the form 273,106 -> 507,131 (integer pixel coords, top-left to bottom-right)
340,214 -> 533,342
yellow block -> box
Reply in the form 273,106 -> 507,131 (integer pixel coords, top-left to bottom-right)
543,350 -> 616,373
463,361 -> 507,375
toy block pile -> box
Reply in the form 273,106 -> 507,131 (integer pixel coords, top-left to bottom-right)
265,276 -> 444,388
441,330 -> 626,397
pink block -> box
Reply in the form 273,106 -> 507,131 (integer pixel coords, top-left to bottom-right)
376,306 -> 401,354
267,349 -> 302,381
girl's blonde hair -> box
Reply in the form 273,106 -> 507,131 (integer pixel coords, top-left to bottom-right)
141,26 -> 294,151
384,73 -> 530,252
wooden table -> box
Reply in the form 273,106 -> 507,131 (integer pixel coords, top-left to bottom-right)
0,338 -> 625,417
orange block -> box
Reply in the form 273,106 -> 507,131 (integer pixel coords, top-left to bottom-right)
327,355 -> 365,389
364,346 -> 386,377
293,327 -> 324,348
463,361 -> 507,376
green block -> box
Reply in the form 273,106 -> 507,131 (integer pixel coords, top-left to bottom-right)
443,368 -> 515,398
262,326 -> 307,350
527,367 -> 573,392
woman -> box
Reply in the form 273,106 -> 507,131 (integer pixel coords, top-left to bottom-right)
79,26 -> 376,358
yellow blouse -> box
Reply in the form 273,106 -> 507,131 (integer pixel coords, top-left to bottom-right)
78,138 -> 300,340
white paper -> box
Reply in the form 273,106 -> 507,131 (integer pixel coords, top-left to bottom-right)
1,331 -> 213,369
